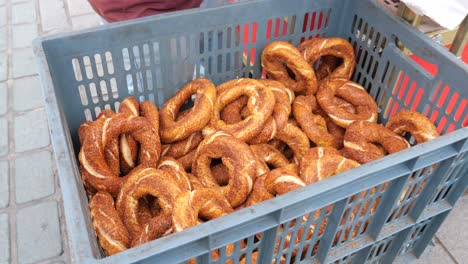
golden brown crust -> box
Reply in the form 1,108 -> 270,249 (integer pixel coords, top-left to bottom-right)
315,55 -> 340,80
157,157 -> 191,191
119,97 -> 140,175
97,111 -> 122,176
79,118 -> 119,194
293,95 -> 342,148
79,113 -> 161,196
386,110 -> 439,144
172,189 -> 233,232
212,79 -> 275,142
311,96 -> 348,144
131,212 -> 172,247
322,110 -> 346,146
301,146 -> 341,161
264,167 -> 305,195
160,78 -> 216,143
210,164 -> 230,186
119,134 -> 139,175
261,41 -> 318,95
161,131 -> 203,159
78,121 -> 93,145
247,80 -> 295,144
298,38 -> 355,80
274,120 -> 310,163
140,101 -> 159,131
186,173 -> 204,190
192,132 -> 257,207
220,96 -> 248,124
268,139 -> 287,153
105,138 -> 121,176
139,101 -> 161,166
80,165 -> 98,196
242,174 -> 274,207
300,153 -> 360,184
317,79 -> 378,128
332,97 -> 356,113
243,164 -> 299,208
116,166 -> 182,238
250,144 -> 289,171
135,196 -> 154,227
283,163 -> 300,175
89,191 -> 130,256
341,121 -> 411,164
119,97 -> 140,116
177,149 -> 197,172
221,80 -> 294,145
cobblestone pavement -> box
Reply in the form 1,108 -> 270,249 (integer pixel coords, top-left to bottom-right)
0,0 -> 466,263
0,0 -> 100,263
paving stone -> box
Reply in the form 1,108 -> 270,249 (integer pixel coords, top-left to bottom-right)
15,151 -> 54,203
0,82 -> 6,115
14,108 -> 50,152
17,201 -> 63,263
13,75 -> 44,111
0,6 -> 6,27
0,117 -> 7,156
436,194 -> 468,263
0,160 -> 8,208
71,13 -> 101,31
39,0 -> 69,33
0,51 -> 6,82
0,213 -> 10,264
13,24 -> 38,49
412,239 -> 455,264
67,0 -> 94,16
12,48 -> 37,78
12,1 -> 36,25
0,26 -> 6,52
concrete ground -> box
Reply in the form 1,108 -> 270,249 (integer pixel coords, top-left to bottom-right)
0,0 -> 466,263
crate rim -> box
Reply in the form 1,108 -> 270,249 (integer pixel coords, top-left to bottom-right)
32,0 -> 468,74
32,0 -> 468,263
34,41 -> 468,259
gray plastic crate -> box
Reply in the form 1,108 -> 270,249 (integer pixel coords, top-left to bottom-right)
33,0 -> 468,263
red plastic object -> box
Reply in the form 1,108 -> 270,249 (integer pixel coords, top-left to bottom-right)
409,42 -> 468,76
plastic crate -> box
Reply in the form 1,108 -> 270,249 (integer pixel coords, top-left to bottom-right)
33,0 -> 468,263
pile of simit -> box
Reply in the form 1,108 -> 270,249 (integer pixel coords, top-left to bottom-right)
78,38 -> 440,257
